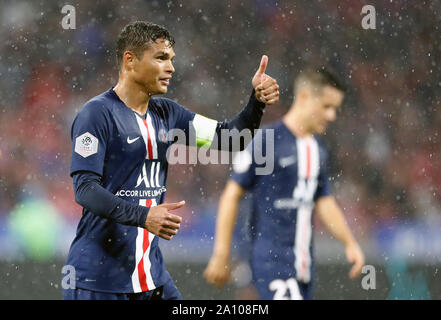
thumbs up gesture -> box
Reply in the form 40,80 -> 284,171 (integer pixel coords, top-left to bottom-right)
144,201 -> 185,240
252,55 -> 279,105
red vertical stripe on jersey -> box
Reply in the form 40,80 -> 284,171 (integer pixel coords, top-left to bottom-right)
142,119 -> 153,159
306,143 -> 311,179
137,199 -> 153,291
137,230 -> 150,291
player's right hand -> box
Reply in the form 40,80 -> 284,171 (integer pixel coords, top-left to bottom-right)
203,256 -> 232,289
144,201 -> 184,240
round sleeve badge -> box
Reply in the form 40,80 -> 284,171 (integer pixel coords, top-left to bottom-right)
232,149 -> 252,174
75,132 -> 98,158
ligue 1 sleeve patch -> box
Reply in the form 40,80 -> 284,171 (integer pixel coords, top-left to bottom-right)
75,132 -> 98,158
233,149 -> 252,173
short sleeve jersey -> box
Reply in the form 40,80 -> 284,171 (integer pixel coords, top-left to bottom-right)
231,121 -> 331,285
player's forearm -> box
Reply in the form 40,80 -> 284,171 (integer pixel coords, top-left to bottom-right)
212,185 -> 243,259
211,89 -> 266,152
316,196 -> 357,246
73,171 -> 149,228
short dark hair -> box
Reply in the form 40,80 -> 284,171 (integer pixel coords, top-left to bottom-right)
116,21 -> 175,68
294,67 -> 346,95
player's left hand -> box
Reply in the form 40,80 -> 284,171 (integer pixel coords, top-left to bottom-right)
345,241 -> 365,279
252,55 -> 279,105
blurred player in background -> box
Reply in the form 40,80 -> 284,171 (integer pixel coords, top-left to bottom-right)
63,21 -> 279,300
204,68 -> 365,300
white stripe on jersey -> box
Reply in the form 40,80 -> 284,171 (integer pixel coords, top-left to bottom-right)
135,114 -> 158,160
135,116 -> 149,159
142,231 -> 156,290
146,113 -> 158,159
294,137 -> 320,284
309,138 -> 320,180
155,161 -> 160,187
132,227 -> 144,293
131,199 -> 157,292
297,138 -> 307,180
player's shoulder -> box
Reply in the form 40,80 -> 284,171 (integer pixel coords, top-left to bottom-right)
73,89 -> 117,128
258,120 -> 285,141
151,96 -> 181,110
150,96 -> 194,123
313,134 -> 330,157
77,89 -> 115,116
313,134 -> 327,148
262,120 -> 283,131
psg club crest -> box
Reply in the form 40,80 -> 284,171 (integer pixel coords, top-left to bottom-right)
158,128 -> 168,143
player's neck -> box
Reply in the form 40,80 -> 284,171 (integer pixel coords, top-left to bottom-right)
114,78 -> 150,116
283,107 -> 313,139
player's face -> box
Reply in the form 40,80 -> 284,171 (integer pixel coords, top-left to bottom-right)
307,85 -> 344,134
132,38 -> 175,95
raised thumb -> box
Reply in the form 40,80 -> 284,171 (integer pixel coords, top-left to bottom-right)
256,55 -> 268,76
162,200 -> 186,210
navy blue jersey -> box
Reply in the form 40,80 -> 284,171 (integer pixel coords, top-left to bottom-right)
68,88 -> 194,293
231,120 -> 331,298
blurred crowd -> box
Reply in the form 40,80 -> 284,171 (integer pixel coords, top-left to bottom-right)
0,0 -> 440,258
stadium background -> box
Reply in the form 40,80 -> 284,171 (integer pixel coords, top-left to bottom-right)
0,0 -> 440,299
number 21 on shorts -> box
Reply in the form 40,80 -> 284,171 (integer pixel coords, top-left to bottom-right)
269,278 -> 303,300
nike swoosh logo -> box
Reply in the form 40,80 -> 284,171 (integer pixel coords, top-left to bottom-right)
127,137 -> 140,144
279,155 -> 296,168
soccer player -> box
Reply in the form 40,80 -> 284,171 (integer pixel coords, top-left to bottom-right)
204,68 -> 365,300
63,21 -> 279,300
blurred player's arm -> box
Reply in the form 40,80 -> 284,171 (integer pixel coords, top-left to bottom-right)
315,195 -> 365,279
204,180 -> 245,289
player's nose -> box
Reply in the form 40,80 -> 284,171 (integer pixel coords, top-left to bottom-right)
166,60 -> 175,74
326,108 -> 337,122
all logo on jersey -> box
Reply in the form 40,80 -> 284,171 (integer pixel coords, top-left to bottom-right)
75,132 -> 98,158
273,178 -> 317,209
136,162 -> 161,188
115,162 -> 166,198
158,128 -> 168,143
273,138 -> 319,210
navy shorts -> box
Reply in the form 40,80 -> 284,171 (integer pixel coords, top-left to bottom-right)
62,277 -> 182,300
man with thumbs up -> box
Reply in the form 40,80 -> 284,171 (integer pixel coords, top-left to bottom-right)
64,21 -> 279,300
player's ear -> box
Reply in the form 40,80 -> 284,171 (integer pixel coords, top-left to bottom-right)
297,88 -> 309,105
123,50 -> 136,70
